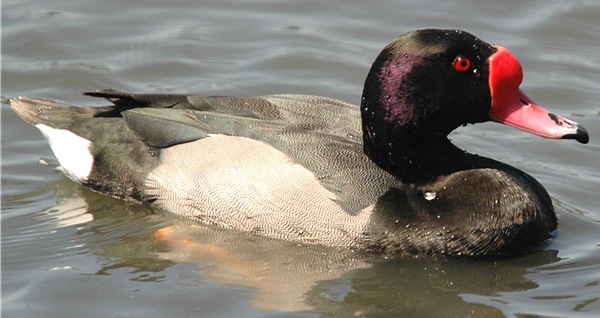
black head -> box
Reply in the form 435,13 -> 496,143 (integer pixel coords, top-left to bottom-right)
360,29 -> 588,181
360,29 -> 497,180
361,29 -> 496,141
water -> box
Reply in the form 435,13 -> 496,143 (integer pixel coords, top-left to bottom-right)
2,0 -> 600,317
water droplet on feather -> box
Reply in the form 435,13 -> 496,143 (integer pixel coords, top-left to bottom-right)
424,191 -> 437,201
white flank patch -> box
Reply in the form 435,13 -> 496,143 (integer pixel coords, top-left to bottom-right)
35,124 -> 93,182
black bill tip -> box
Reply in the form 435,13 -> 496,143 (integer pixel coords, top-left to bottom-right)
561,125 -> 589,144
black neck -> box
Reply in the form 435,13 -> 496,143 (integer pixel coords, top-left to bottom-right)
362,121 -> 472,184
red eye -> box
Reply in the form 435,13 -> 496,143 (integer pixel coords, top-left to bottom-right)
453,56 -> 471,72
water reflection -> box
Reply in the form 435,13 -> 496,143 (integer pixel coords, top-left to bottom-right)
42,178 -> 563,316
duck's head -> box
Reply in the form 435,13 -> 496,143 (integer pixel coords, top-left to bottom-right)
360,29 -> 588,177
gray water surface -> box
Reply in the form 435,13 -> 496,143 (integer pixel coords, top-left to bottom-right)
2,0 -> 600,317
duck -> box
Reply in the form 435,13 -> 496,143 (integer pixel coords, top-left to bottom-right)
11,29 -> 589,256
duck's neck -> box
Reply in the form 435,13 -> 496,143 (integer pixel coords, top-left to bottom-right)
362,124 -> 471,183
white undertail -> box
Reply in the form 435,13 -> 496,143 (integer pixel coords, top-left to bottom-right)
36,124 -> 93,183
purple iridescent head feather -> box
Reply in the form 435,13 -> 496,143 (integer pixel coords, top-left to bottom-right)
377,54 -> 427,127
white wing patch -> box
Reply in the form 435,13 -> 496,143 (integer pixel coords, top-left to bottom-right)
36,124 -> 93,183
